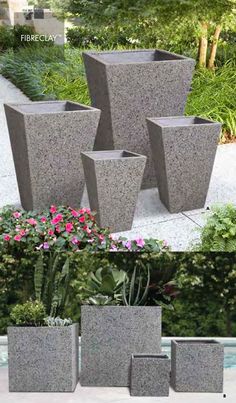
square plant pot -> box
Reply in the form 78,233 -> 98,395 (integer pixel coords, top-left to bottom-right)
83,49 -> 195,189
4,101 -> 101,210
80,306 -> 162,386
81,150 -> 146,232
147,116 -> 221,213
8,324 -> 79,392
171,340 -> 224,392
131,354 -> 171,396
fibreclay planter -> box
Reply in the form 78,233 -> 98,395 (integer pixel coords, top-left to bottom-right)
8,324 -> 79,392
147,116 -> 221,213
80,306 -> 162,386
83,49 -> 195,189
131,354 -> 171,397
81,150 -> 146,232
171,340 -> 224,393
4,101 -> 101,210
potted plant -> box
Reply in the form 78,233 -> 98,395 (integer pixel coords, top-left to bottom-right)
4,101 -> 101,210
8,300 -> 79,392
80,264 -> 176,387
83,49 -> 195,189
147,116 -> 222,213
81,150 -> 147,232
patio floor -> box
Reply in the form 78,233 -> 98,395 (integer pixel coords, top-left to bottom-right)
1,74 -> 236,251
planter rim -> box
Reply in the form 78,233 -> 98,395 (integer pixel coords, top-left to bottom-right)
147,116 -> 222,128
83,48 -> 195,65
172,339 -> 222,346
4,100 -> 100,116
81,149 -> 147,161
81,305 -> 161,309
132,354 -> 169,359
7,323 -> 78,330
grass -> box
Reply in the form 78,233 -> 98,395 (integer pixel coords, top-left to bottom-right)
0,45 -> 235,140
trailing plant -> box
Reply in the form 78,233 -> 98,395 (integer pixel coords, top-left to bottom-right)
10,300 -> 46,327
44,316 -> 72,326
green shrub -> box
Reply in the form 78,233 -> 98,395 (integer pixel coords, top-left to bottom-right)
10,300 -> 46,326
196,205 -> 236,252
0,24 -> 37,52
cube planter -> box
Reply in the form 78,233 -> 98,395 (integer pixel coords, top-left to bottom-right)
81,150 -> 146,232
80,306 -> 162,386
8,324 -> 79,392
83,49 -> 195,189
4,101 -> 101,210
171,340 -> 224,393
131,354 -> 171,397
147,116 -> 221,213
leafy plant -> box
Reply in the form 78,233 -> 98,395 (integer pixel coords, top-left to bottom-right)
44,316 -> 72,326
85,295 -> 115,305
122,265 -> 150,306
10,300 -> 46,326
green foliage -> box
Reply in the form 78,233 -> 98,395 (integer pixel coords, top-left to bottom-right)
0,25 -> 37,52
10,300 -> 46,326
195,205 -> 236,252
44,316 -> 72,326
122,265 -> 150,306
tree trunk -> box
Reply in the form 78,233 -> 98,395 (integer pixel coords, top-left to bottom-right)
198,22 -> 208,68
208,25 -> 222,69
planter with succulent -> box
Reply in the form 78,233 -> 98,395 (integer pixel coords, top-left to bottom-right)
80,265 -> 176,387
8,300 -> 79,392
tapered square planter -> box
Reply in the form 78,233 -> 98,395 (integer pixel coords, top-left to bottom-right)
81,150 -> 146,232
8,324 -> 79,392
83,49 -> 195,189
131,354 -> 171,396
80,306 -> 162,386
4,101 -> 101,210
171,340 -> 224,392
147,116 -> 221,213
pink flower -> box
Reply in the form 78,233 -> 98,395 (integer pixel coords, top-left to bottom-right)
124,240 -> 132,251
110,245 -> 118,251
50,205 -> 57,214
136,238 -> 145,248
79,216 -> 85,223
27,218 -> 37,226
43,242 -> 49,250
55,225 -> 61,233
99,234 -> 105,241
48,229 -> 54,236
13,212 -> 21,219
19,229 -> 26,236
3,234 -> 11,241
51,214 -> 63,225
40,216 -> 47,223
65,223 -> 73,233
71,210 -> 79,217
71,236 -> 78,245
14,234 -> 22,241
79,208 -> 86,214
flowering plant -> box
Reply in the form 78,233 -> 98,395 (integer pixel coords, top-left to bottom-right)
0,205 -> 167,252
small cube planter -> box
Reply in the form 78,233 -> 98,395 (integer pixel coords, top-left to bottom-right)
4,101 -> 101,210
80,306 -> 162,386
171,340 -> 224,393
131,354 -> 171,397
147,116 -> 221,213
8,324 -> 79,392
83,49 -> 195,190
81,150 -> 146,232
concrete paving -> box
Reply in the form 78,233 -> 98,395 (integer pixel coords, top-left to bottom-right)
0,367 -> 235,403
0,74 -> 236,251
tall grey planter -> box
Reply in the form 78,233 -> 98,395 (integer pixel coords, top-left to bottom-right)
81,150 -> 146,232
147,116 -> 221,213
4,101 -> 101,210
131,354 -> 171,396
171,340 -> 224,393
8,324 -> 79,392
81,306 -> 162,386
83,49 -> 195,189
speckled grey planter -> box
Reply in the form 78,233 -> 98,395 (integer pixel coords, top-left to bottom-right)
131,354 -> 171,396
147,116 -> 221,213
171,340 -> 224,393
83,49 -> 195,189
4,101 -> 101,210
8,324 -> 79,392
81,150 -> 146,232
81,306 -> 162,386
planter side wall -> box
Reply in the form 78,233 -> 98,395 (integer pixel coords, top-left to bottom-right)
81,306 -> 162,387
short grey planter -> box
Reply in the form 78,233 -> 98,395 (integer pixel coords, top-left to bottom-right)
81,306 -> 162,386
171,340 -> 224,392
83,49 -> 195,189
4,101 -> 101,210
131,354 -> 171,396
8,324 -> 79,392
81,150 -> 146,232
147,116 -> 221,213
